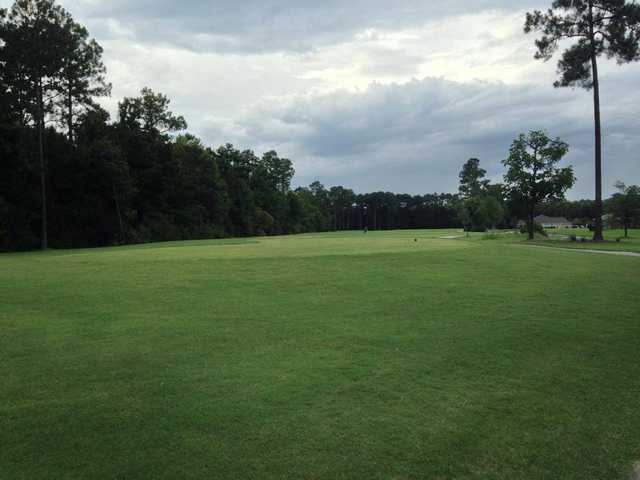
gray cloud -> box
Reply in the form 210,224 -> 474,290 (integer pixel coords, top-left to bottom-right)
57,0 -> 544,53
201,75 -> 640,199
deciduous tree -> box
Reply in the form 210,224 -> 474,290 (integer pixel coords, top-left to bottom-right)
608,181 -> 640,238
502,131 -> 575,240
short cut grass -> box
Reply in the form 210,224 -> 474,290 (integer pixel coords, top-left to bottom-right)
2,230 -> 639,479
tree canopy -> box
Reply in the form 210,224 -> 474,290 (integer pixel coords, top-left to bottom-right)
1,0 -> 636,252
459,158 -> 489,199
608,181 -> 640,237
525,0 -> 640,87
502,131 -> 575,239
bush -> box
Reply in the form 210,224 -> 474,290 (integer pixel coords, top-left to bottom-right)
519,222 -> 548,237
482,233 -> 499,240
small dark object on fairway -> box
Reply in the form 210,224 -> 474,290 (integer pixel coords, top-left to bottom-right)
414,238 -> 418,242
617,237 -> 622,243
569,234 -> 577,242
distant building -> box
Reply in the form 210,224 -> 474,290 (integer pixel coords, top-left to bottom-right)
534,215 -> 573,229
517,215 -> 574,229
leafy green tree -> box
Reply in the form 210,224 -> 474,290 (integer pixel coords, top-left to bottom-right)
480,196 -> 505,230
118,87 -> 187,136
457,196 -> 504,232
608,181 -> 640,238
329,186 -> 356,230
294,186 -> 330,232
0,0 -> 76,249
458,158 -> 489,198
457,158 -> 504,231
262,151 -> 295,194
249,154 -> 285,234
525,0 -> 640,241
485,183 -> 506,203
502,131 -> 576,240
72,107 -> 133,245
363,192 -> 383,230
172,135 -> 229,237
215,144 -> 257,235
308,181 -> 332,228
0,108 -> 41,250
457,197 -> 479,233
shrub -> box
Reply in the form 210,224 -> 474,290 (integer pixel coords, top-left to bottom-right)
482,233 -> 499,240
520,222 -> 548,237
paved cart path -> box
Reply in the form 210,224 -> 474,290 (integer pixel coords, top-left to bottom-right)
438,235 -> 640,257
513,244 -> 640,257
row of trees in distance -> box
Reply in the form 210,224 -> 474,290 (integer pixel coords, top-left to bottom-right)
1,0 -> 639,251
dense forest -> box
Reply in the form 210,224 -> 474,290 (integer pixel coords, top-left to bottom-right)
1,0 -> 638,252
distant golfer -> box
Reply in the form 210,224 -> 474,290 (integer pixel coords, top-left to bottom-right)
363,227 -> 368,234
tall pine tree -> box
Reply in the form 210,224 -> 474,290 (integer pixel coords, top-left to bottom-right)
525,0 -> 640,241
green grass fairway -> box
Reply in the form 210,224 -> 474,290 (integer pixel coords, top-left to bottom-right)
555,228 -> 640,251
2,230 -> 639,479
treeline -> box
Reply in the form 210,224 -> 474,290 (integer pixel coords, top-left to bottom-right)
455,150 -> 640,238
0,84 -> 464,251
0,0 -> 462,251
1,1 -> 638,252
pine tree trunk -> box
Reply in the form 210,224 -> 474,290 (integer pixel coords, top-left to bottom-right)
113,185 -> 126,243
590,1 -> 604,242
37,79 -> 48,250
591,58 -> 604,242
67,84 -> 73,143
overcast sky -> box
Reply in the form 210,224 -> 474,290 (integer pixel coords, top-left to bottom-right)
4,0 -> 639,198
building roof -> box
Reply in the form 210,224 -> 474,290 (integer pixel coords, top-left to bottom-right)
534,215 -> 571,224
